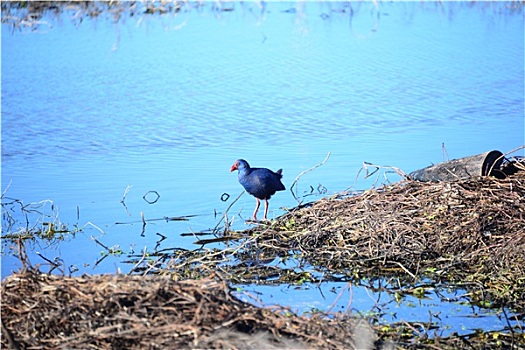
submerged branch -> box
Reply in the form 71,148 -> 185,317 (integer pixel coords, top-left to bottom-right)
290,152 -> 331,204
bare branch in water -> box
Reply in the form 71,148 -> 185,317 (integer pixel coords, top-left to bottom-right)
290,152 -> 331,204
120,185 -> 133,216
213,190 -> 245,236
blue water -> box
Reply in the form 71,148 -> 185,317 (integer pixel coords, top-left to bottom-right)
234,281 -> 515,336
2,1 -> 524,335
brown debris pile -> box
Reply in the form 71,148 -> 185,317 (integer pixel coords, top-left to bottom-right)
1,270 -> 364,350
130,169 -> 525,312
286,172 -> 523,266
2,270 -> 523,350
247,170 -> 525,308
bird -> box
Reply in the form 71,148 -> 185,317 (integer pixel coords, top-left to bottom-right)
230,159 -> 285,221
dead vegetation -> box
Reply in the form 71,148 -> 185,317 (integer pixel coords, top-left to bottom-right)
1,1 -> 185,31
2,268 -> 523,349
2,156 -> 524,349
263,166 -> 525,309
125,159 -> 524,349
1,270 -> 368,350
143,161 -> 524,312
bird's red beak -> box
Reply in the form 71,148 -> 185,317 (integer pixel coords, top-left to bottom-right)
230,163 -> 238,172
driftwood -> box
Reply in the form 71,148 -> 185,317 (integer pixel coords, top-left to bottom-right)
409,150 -> 504,182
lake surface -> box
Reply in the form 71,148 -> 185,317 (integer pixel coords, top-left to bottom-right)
2,1 -> 524,337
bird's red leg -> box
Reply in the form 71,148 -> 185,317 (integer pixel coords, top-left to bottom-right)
252,198 -> 261,221
263,199 -> 269,220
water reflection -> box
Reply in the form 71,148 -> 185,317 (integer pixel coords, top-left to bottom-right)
234,279 -> 521,338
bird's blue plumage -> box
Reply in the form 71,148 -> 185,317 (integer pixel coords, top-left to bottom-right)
233,159 -> 285,199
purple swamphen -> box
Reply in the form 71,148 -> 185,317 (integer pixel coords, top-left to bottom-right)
230,159 -> 285,221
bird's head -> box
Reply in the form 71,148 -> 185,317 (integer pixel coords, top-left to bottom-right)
230,159 -> 249,172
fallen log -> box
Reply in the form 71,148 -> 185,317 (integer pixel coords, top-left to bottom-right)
409,150 -> 504,182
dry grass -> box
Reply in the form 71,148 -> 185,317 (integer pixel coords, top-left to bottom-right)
246,166 -> 525,309
1,270 -> 364,350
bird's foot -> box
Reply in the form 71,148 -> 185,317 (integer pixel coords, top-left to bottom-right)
246,217 -> 272,225
245,217 -> 258,224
